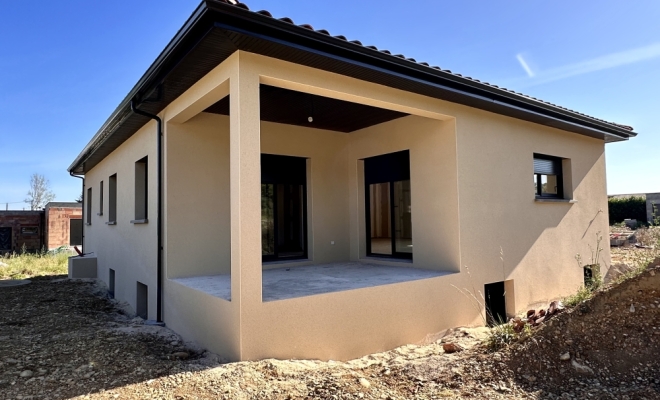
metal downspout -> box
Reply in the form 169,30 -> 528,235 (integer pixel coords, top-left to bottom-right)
69,172 -> 85,252
130,99 -> 164,323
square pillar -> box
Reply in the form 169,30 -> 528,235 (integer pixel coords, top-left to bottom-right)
229,60 -> 262,358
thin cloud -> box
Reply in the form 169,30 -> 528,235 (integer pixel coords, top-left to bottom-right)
516,53 -> 535,77
509,42 -> 660,87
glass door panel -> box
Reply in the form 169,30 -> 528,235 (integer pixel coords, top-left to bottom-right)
276,184 -> 306,258
393,180 -> 412,254
261,184 -> 275,256
369,182 -> 392,255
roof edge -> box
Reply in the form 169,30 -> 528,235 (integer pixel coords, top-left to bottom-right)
69,0 -> 636,173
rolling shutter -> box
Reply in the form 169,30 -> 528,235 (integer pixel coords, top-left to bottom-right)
534,157 -> 558,175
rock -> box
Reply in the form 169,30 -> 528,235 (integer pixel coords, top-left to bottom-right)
20,370 -> 33,378
170,340 -> 179,346
527,310 -> 536,318
630,304 -> 635,313
560,352 -> 571,361
442,343 -> 463,353
171,352 -> 190,360
359,378 -> 371,388
571,359 -> 594,375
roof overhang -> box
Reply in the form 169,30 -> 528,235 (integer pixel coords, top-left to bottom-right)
69,0 -> 637,174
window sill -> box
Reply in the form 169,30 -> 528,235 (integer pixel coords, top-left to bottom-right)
105,221 -> 117,225
534,198 -> 577,204
96,212 -> 103,216
85,223 -> 92,226
130,219 -> 149,224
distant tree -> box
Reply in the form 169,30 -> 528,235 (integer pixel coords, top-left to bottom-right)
75,192 -> 83,203
25,173 -> 55,210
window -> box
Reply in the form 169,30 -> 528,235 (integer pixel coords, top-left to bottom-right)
533,154 -> 563,199
133,157 -> 148,223
86,187 -> 93,224
98,181 -> 103,216
0,227 -> 11,251
364,150 -> 413,259
21,226 -> 38,235
108,174 -> 117,224
69,219 -> 82,245
261,154 -> 307,261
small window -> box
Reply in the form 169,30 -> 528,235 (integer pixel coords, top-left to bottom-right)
533,154 -> 563,199
108,174 -> 117,224
98,181 -> 104,216
21,226 -> 39,235
86,187 -> 93,224
133,157 -> 148,222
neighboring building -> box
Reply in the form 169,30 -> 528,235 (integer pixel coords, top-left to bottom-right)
68,1 -> 636,361
609,192 -> 660,224
0,211 -> 44,254
45,202 -> 83,250
0,202 -> 82,254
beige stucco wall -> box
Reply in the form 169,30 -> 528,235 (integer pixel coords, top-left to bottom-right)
83,121 -> 159,320
451,105 -> 610,312
82,49 -> 613,361
166,112 -> 231,278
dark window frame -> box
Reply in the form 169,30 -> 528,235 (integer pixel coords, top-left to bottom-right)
86,187 -> 93,225
98,181 -> 104,216
533,154 -> 564,199
108,174 -> 117,224
364,150 -> 413,260
133,157 -> 148,223
261,154 -> 309,263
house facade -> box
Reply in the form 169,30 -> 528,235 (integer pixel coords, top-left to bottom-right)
68,1 -> 636,361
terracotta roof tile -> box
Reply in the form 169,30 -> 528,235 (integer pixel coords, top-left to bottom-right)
222,1 -> 633,132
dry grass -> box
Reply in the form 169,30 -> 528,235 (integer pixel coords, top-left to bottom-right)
0,249 -> 70,280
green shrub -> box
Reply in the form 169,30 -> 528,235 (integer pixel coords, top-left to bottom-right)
608,196 -> 647,224
563,286 -> 593,307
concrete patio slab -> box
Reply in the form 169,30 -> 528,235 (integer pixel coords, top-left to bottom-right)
171,262 -> 447,302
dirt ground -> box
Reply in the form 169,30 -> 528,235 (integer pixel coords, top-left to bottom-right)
1,264 -> 659,399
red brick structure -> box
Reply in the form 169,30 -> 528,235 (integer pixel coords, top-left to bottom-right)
45,202 -> 83,249
0,211 -> 44,254
0,202 -> 83,254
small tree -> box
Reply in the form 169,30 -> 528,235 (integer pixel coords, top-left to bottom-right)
25,173 -> 55,210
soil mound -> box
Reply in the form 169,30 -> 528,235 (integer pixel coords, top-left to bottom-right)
504,265 -> 660,398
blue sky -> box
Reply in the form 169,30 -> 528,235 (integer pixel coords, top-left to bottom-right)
1,1 -> 658,209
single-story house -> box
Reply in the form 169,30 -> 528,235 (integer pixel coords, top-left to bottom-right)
68,0 -> 636,361
0,202 -> 82,254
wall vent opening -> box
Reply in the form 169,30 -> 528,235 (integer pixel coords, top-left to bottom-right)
136,281 -> 148,320
108,268 -> 115,299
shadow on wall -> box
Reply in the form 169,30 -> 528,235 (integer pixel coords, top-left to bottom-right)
455,140 -> 607,314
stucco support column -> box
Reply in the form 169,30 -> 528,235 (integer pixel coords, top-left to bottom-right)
229,58 -> 262,358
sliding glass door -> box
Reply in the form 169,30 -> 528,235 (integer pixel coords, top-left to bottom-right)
261,154 -> 307,261
364,150 -> 413,259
